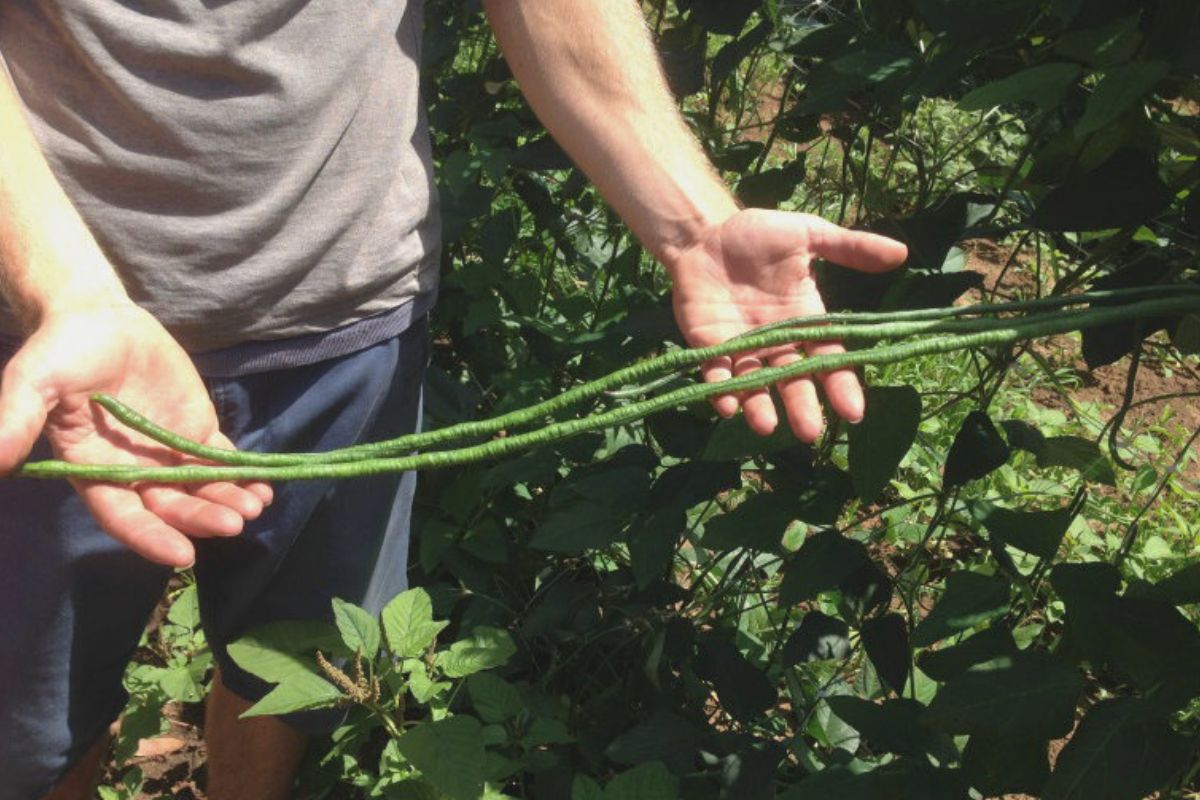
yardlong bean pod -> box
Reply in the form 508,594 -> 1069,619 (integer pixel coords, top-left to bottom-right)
16,293 -> 1200,483
88,286 -> 1200,467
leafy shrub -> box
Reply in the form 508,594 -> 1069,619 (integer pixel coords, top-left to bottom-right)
114,1 -> 1200,798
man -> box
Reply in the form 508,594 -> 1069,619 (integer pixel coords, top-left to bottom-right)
0,1 -> 907,797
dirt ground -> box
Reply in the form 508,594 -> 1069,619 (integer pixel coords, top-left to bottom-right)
964,240 -> 1200,481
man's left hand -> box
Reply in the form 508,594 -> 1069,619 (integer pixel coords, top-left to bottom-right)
666,209 -> 908,442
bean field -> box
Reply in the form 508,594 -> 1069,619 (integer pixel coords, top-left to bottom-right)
98,1 -> 1200,798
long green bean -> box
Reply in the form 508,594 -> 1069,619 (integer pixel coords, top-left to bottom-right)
17,293 -> 1200,483
89,287 -> 1200,467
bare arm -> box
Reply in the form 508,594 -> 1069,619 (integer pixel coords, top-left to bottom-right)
480,0 -> 735,264
0,66 -> 125,328
0,66 -> 269,566
483,0 -> 908,440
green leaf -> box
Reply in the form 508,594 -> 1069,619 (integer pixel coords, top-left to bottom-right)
701,410 -> 799,460
789,466 -> 855,526
861,613 -> 910,695
694,638 -> 777,723
1043,698 -> 1191,800
958,62 -> 1082,111
838,563 -> 895,623
522,716 -> 574,747
718,742 -> 787,800
917,625 -> 1017,681
711,21 -> 772,87
158,666 -> 204,703
1000,419 -> 1045,454
395,716 -> 486,800
737,157 -> 807,209
824,697 -> 951,761
1030,149 -> 1172,232
1050,562 -> 1121,600
530,501 -> 623,553
701,491 -> 792,553
911,572 -> 1011,647
962,730 -> 1049,796
573,776 -> 605,800
848,385 -> 922,503
1054,14 -> 1141,66
604,710 -> 700,774
779,530 -> 870,605
437,626 -> 516,678
1036,436 -> 1117,485
1077,61 -> 1170,136
408,671 -> 451,704
228,635 -> 323,686
970,501 -> 1073,559
241,670 -> 344,718
166,584 -> 201,630
382,588 -> 449,659
926,650 -> 1084,739
603,761 -> 679,800
658,23 -> 707,99
1059,591 -> 1200,708
332,598 -> 381,658
944,411 -> 1010,487
466,673 -> 523,723
686,0 -> 758,35
1140,562 -> 1200,605
111,700 -> 167,764
782,611 -> 851,666
383,778 -> 443,800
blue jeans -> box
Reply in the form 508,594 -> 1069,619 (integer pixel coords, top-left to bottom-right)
0,319 -> 427,798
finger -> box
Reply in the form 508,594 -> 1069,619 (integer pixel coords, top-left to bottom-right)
808,217 -> 908,273
76,482 -> 196,567
733,356 -> 777,436
139,485 -> 245,538
702,357 -> 739,419
245,481 -> 274,506
206,431 -> 273,506
190,481 -> 265,520
806,340 -> 864,423
771,352 -> 824,443
0,359 -> 52,474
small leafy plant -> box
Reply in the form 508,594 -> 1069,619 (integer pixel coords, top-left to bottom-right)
229,589 -> 520,799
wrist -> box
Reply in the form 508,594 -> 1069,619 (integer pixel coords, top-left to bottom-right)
17,270 -> 130,333
653,189 -> 740,277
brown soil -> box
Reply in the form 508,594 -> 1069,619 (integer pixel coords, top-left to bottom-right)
114,700 -> 208,799
963,240 -> 1200,480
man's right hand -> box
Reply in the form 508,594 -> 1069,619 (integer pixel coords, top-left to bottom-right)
0,300 -> 272,567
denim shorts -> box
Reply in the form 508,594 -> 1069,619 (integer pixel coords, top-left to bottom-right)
0,318 -> 427,798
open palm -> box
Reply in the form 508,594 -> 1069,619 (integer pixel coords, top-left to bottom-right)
669,209 -> 908,442
0,304 -> 270,566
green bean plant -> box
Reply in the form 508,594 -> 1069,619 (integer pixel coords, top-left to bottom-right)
86,0 -> 1200,797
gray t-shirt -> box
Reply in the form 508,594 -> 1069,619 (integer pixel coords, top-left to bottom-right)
0,0 -> 440,357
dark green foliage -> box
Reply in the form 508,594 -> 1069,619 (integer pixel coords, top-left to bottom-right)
849,385 -> 922,503
860,613 -> 910,695
1043,698 -> 1192,800
911,571 -> 1011,647
971,501 -> 1074,559
944,411 -> 1011,488
99,1 -> 1200,796
782,611 -> 851,666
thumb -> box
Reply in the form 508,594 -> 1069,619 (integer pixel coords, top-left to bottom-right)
0,357 -> 52,474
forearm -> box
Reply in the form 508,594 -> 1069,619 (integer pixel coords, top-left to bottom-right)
0,63 -> 125,332
482,0 -> 737,266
